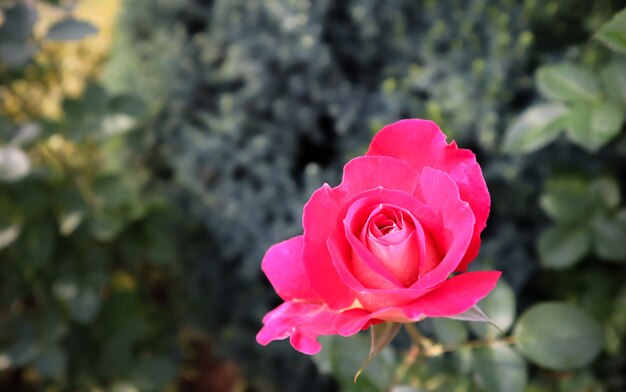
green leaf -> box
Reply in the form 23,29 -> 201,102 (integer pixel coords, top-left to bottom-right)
0,223 -> 21,250
539,176 -> 590,224
90,212 -> 126,241
451,347 -> 473,376
59,210 -> 84,236
566,101 -> 624,152
97,335 -> 133,379
83,83 -> 108,112
469,280 -> 516,340
101,113 -> 137,136
447,306 -> 500,331
35,310 -> 69,345
355,322 -> 401,382
537,224 -> 590,269
601,59 -> 626,104
588,177 -> 621,211
0,146 -> 30,182
536,63 -> 601,103
502,103 -> 568,154
591,214 -> 626,262
473,345 -> 527,392
109,94 -> 148,118
46,18 -> 98,41
557,372 -> 603,392
69,289 -> 101,324
314,334 -> 396,392
61,97 -> 83,119
16,220 -> 56,267
591,101 -> 625,138
594,8 -> 626,54
33,345 -> 66,380
52,279 -> 78,303
513,302 -> 603,370
3,341 -> 41,367
130,357 -> 177,390
432,318 -> 468,346
10,123 -> 41,146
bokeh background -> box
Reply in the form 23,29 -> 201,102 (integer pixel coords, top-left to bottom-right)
1,0 -> 626,391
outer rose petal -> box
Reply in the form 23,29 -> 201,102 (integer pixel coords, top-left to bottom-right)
401,271 -> 501,318
411,167 -> 474,291
334,156 -> 421,199
367,119 -> 490,271
256,301 -> 341,355
436,144 -> 489,270
261,236 -> 316,301
334,271 -> 501,336
367,120 -> 448,172
302,185 -> 357,310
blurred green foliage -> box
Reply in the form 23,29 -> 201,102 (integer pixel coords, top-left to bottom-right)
0,2 -> 203,390
2,0 -> 626,391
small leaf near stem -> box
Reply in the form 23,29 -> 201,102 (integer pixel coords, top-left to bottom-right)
447,306 -> 504,334
354,322 -> 402,383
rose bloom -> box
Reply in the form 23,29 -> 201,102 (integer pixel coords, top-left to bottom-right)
257,119 -> 500,354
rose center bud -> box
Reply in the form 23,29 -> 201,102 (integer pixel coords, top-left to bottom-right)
362,205 -> 425,287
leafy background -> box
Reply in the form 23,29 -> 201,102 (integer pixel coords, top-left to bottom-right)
1,0 -> 626,391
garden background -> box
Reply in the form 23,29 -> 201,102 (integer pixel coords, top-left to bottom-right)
1,0 -> 626,391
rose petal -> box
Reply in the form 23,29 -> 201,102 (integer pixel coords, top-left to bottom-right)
334,308 -> 380,337
256,301 -> 341,355
334,306 -> 414,337
367,230 -> 422,286
367,119 -> 449,172
262,236 -> 317,301
345,198 -> 408,288
401,271 -> 502,318
347,201 -> 424,287
410,168 -> 474,291
367,119 -> 490,271
436,142 -> 490,270
329,222 -> 401,291
303,185 -> 357,310
335,155 -> 422,199
334,271 -> 501,336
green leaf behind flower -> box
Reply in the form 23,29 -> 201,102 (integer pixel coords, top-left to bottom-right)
514,302 -> 603,370
594,8 -> 626,54
354,322 -> 402,383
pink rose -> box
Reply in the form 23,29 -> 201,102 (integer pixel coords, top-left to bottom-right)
256,119 -> 500,355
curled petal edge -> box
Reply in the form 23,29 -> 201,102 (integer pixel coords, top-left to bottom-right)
256,301 -> 343,355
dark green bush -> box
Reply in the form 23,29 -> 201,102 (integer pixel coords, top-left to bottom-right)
0,3 -> 203,390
